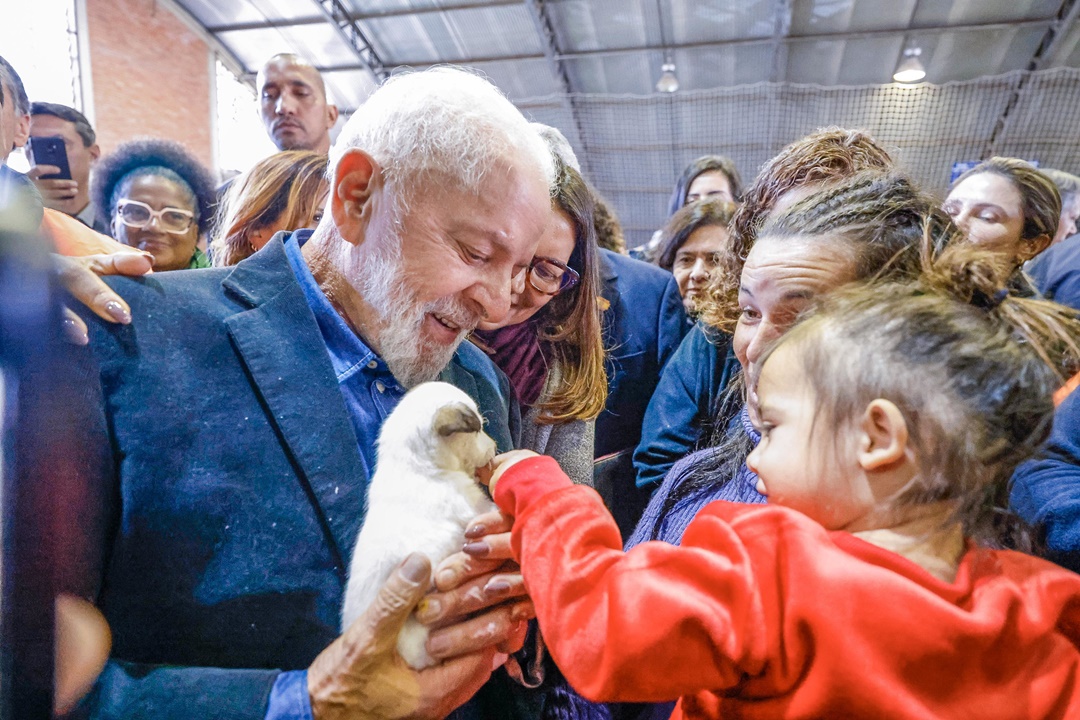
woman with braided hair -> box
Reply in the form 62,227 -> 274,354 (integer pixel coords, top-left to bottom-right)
633,127 -> 896,491
540,170 -> 949,720
633,170 -> 945,550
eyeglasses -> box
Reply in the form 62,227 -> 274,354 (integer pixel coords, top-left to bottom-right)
517,256 -> 580,296
115,199 -> 195,234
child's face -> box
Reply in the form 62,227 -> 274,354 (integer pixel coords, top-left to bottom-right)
746,342 -> 877,530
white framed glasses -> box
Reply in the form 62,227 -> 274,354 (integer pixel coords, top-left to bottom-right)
115,199 -> 195,234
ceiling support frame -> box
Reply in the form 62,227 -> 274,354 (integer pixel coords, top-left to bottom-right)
349,16 -> 1057,70
769,0 -> 792,83
310,0 -> 390,82
985,0 -> 1079,156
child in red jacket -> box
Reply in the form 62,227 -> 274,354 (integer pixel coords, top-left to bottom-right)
484,246 -> 1080,719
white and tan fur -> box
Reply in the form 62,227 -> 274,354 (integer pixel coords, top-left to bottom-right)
341,381 -> 497,668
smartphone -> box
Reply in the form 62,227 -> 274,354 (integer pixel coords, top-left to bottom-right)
26,135 -> 72,180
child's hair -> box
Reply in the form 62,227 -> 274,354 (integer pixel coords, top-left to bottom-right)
771,242 -> 1080,547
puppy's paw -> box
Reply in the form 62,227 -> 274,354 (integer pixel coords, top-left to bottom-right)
397,617 -> 436,669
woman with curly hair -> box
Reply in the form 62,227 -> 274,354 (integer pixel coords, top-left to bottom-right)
91,138 -> 217,271
634,127 -> 896,490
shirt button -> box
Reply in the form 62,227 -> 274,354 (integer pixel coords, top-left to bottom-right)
367,360 -> 377,369
375,381 -> 385,393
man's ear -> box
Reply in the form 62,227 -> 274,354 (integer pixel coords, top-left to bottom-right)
857,399 -> 909,471
330,148 -> 380,247
325,103 -> 339,130
12,113 -> 29,149
88,143 -> 101,162
1018,233 -> 1051,263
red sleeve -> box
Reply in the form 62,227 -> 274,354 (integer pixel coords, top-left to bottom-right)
494,455 -> 772,704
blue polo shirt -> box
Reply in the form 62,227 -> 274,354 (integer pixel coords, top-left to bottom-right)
266,231 -> 407,720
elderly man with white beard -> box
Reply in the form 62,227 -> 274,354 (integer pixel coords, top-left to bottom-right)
68,67 -> 553,720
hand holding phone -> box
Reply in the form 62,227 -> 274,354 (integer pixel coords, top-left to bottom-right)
26,136 -> 73,180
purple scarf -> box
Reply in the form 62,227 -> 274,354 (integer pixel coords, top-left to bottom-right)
472,320 -> 549,407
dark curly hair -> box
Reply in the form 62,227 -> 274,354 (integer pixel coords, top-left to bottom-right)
91,138 -> 217,235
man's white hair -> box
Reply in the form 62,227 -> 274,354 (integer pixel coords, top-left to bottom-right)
331,67 -> 554,207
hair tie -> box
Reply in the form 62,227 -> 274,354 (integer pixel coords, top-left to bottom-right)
972,287 -> 1009,310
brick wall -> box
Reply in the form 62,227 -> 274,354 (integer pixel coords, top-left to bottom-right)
85,0 -> 214,171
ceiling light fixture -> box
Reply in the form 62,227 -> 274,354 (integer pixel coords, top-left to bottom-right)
656,58 -> 679,93
653,0 -> 678,93
893,47 -> 926,83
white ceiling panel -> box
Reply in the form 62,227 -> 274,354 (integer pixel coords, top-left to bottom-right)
173,0 -> 1080,247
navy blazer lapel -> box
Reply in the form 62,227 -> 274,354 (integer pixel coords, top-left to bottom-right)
599,249 -> 623,351
599,249 -> 621,305
222,239 -> 367,578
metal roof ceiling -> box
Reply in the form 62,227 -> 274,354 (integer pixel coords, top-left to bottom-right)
174,0 -> 1080,245
179,0 -> 1080,109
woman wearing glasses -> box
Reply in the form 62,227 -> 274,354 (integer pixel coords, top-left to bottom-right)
471,154 -> 606,485
91,138 -> 217,271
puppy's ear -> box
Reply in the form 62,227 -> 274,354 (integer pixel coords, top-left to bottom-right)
434,402 -> 482,437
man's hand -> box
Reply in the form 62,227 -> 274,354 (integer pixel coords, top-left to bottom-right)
54,251 -> 153,345
308,554 -> 496,720
27,165 -> 79,210
416,509 -> 532,664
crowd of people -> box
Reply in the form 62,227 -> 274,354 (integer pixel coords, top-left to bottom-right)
3,45 -> 1080,719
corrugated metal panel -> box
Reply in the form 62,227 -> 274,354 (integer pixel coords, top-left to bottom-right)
364,4 -> 543,64
172,0 -> 1080,248
216,25 -> 360,73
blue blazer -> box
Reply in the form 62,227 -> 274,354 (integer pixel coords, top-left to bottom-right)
71,237 -> 519,719
594,249 -> 688,536
1012,386 -> 1080,572
1026,234 -> 1080,311
633,322 -> 741,490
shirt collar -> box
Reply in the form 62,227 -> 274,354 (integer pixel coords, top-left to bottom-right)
283,233 -> 397,385
75,201 -> 96,227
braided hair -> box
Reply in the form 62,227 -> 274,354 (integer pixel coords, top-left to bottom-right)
701,170 -> 942,334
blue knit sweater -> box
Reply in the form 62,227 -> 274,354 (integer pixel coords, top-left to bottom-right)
629,408 -> 764,548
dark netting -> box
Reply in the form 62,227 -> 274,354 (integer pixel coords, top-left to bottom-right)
517,67 -> 1080,249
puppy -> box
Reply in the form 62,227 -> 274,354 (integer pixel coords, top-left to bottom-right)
341,381 -> 497,669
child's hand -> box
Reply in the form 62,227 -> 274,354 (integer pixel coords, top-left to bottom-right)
478,450 -> 539,494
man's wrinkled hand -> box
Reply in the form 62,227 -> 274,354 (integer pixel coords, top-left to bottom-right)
54,251 -> 152,345
308,554 -> 496,720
